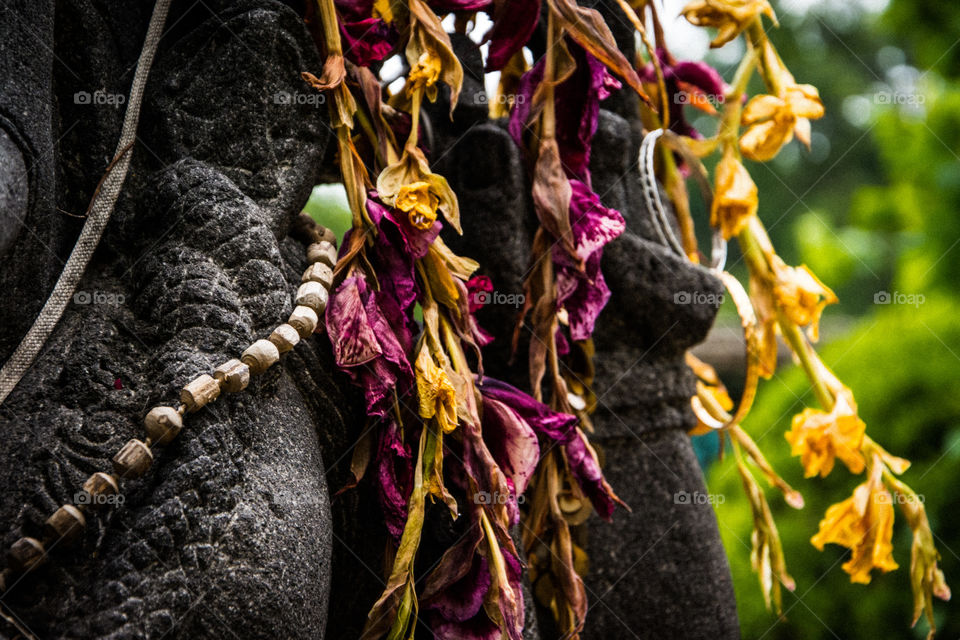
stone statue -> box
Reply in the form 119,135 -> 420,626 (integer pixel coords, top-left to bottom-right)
0,1 -> 737,638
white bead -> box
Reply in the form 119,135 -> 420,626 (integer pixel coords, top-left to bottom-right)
269,323 -> 300,353
144,406 -> 184,444
306,241 -> 337,268
180,374 -> 221,413
296,281 -> 328,314
214,358 -> 250,393
241,339 -> 280,374
288,306 -> 319,338
318,226 -> 337,246
301,262 -> 333,289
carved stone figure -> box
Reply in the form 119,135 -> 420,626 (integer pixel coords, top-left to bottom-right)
0,1 -> 736,638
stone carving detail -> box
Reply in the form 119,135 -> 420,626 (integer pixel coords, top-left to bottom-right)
0,2 -> 735,638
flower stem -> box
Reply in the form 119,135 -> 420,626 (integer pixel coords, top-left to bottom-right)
354,106 -> 385,167
316,0 -> 343,56
480,509 -> 508,588
779,317 -> 834,410
719,46 -> 759,143
407,89 -> 423,151
542,9 -> 558,140
614,0 -> 668,129
737,220 -> 835,411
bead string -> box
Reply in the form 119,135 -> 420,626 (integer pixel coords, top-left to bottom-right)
0,222 -> 338,590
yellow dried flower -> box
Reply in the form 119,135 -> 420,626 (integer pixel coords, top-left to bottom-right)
407,50 -> 442,95
740,84 -> 825,161
415,347 -> 458,433
811,458 -> 899,584
396,181 -> 440,229
771,258 -> 837,341
377,147 -> 461,233
785,388 -> 866,478
896,487 -> 951,635
711,145 -> 758,240
682,0 -> 776,48
372,0 -> 393,22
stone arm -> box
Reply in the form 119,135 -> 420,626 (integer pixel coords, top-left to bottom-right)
0,1 -> 738,638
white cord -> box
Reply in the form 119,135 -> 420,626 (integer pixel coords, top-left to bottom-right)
0,0 -> 173,406
638,129 -> 727,272
638,129 -> 686,258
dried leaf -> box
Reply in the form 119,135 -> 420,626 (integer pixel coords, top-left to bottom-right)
422,246 -> 461,311
361,426 -> 434,640
337,426 -> 374,494
545,0 -> 652,105
338,127 -> 372,229
303,69 -> 357,129
532,139 -> 577,260
731,425 -> 804,509
737,457 -> 795,613
354,65 -> 401,167
431,236 -> 478,279
305,55 -> 346,90
407,0 -> 464,114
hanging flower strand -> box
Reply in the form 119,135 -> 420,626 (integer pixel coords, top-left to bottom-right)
299,0 -> 948,636
632,0 -> 951,633
506,0 -> 656,631
310,0 -> 604,638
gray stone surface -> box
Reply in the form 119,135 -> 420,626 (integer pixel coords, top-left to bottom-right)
1,3 -> 736,639
0,2 -> 347,638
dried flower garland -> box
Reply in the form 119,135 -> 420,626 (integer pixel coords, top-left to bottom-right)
0,0 -> 945,638
307,0 -> 638,634
301,0 -> 949,638
641,1 -> 949,636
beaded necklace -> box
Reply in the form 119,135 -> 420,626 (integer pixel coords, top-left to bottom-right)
0,223 -> 338,588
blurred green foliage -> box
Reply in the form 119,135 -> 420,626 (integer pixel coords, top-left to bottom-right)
304,183 -> 353,243
712,296 -> 960,638
700,1 -> 960,637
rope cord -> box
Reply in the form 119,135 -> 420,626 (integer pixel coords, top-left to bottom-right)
0,0 -> 172,406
